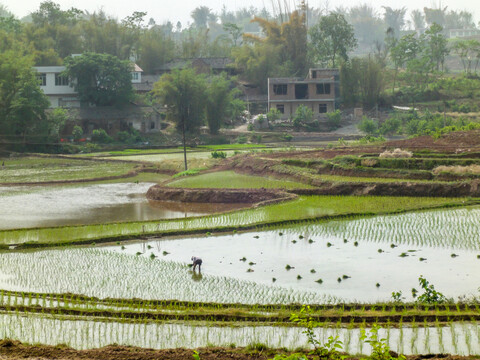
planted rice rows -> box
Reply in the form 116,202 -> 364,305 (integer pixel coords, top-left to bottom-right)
0,312 -> 478,355
0,196 -> 473,246
0,249 -> 337,304
289,207 -> 480,251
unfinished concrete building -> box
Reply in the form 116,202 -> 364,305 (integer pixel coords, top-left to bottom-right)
267,69 -> 339,120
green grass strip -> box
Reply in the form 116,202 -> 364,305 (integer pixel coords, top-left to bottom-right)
317,174 -> 451,184
0,195 -> 476,247
167,171 -> 315,189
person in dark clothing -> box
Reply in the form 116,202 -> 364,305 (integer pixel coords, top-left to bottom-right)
191,256 -> 202,272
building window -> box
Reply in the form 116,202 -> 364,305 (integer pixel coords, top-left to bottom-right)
273,84 -> 287,95
132,72 -> 139,81
37,73 -> 46,86
311,70 -> 317,78
276,104 -> 285,114
316,83 -> 331,94
150,121 -> 155,129
55,74 -> 69,86
319,104 -> 327,113
295,84 -> 308,99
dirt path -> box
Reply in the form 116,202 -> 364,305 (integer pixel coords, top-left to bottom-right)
0,341 -> 475,360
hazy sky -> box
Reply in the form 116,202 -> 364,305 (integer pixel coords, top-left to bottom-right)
2,0 -> 479,27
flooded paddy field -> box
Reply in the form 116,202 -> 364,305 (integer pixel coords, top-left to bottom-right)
0,207 -> 479,303
0,183 -> 245,229
0,312 -> 477,355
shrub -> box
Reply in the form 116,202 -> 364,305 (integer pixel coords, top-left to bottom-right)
282,133 -> 293,142
236,135 -> 247,144
416,276 -> 447,304
211,150 -> 227,159
91,129 -> 112,143
267,108 -> 281,122
293,105 -> 314,129
358,117 -> 379,135
379,116 -> 402,135
72,125 -> 83,141
325,110 -> 341,131
247,123 -> 254,131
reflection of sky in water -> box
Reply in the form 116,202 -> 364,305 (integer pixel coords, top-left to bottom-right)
0,183 -> 245,229
107,221 -> 480,303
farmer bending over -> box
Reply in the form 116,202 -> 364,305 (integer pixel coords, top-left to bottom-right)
191,256 -> 202,272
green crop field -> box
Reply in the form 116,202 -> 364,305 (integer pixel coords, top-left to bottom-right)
0,157 -> 136,183
167,171 -> 314,189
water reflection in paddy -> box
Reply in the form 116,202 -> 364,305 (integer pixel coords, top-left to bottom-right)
108,208 -> 480,303
0,183 -> 247,229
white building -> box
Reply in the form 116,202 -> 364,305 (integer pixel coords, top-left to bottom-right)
34,66 -> 80,108
33,64 -> 143,108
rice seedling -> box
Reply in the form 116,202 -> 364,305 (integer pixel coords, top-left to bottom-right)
0,196 -> 474,247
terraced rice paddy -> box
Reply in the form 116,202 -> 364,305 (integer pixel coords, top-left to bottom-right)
0,196 -> 472,246
1,207 -> 479,303
0,182 -> 244,230
0,312 -> 477,355
0,157 -> 135,183
167,171 -> 314,189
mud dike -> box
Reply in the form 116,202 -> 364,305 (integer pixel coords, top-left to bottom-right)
146,186 -> 297,206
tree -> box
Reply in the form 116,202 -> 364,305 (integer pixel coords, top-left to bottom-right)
410,10 -> 425,31
452,39 -> 480,74
423,7 -> 447,28
347,4 -> 385,48
382,7 -> 406,38
191,6 -> 215,29
223,22 -> 242,47
390,33 -> 420,93
138,26 -> 175,73
244,10 -> 308,76
153,68 -> 207,170
0,50 -> 50,148
205,74 -> 238,134
64,52 -> 134,107
340,56 -> 384,108
309,13 -> 357,67
424,23 -> 449,71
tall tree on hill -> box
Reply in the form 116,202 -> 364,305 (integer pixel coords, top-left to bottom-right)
309,12 -> 357,67
234,9 -> 307,90
153,68 -> 207,170
382,6 -> 406,38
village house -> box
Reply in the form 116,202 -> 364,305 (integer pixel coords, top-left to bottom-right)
33,64 -> 144,108
268,68 -> 340,120
33,64 -> 163,134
